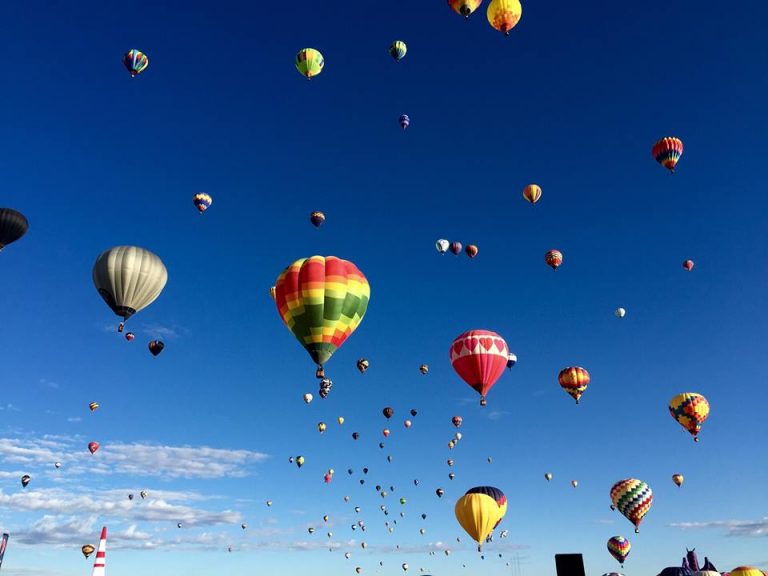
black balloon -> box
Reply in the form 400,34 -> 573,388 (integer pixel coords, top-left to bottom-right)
0,208 -> 29,250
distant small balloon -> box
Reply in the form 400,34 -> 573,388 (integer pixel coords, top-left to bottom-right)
436,239 -> 450,254
615,308 -> 626,318
125,332 -> 135,341
310,211 -> 326,228
420,364 -> 429,374
303,393 -> 313,404
683,259 -> 694,271
399,114 -> 410,130
465,244 -> 478,258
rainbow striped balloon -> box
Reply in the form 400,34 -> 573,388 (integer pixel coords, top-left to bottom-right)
607,536 -> 631,566
274,256 -> 370,370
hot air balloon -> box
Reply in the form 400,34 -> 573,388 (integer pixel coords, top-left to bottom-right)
125,332 -> 135,341
545,472 -> 552,481
545,249 -> 563,270
399,114 -> 410,130
177,523 -> 182,528
389,41 -> 407,61
383,407 -> 394,419
317,422 -> 327,433
449,242 -> 462,255
296,48 -> 324,79
89,402 -> 99,411
303,393 -> 313,404
410,409 -> 417,417
420,364 -> 429,374
455,489 -> 506,548
729,567 -> 765,576
522,184 -> 541,205
652,137 -> 683,173
82,544 -> 95,559
54,462 -> 61,469
128,493 -> 134,500
683,259 -> 694,271
383,429 -> 390,437
308,527 -> 315,534
269,286 -> 276,300
402,563 -> 409,572
192,193 -> 212,213
88,442 -> 100,454
404,420 -> 411,428
122,49 -> 148,77
436,488 -> 444,498
610,478 -> 653,533
310,211 -> 326,227
274,256 -> 370,378
450,330 -> 508,405
352,432 -> 360,440
669,393 -> 709,441
0,208 -> 29,251
452,416 -> 463,428
296,456 -> 305,468
448,472 -> 455,480
21,474 -> 31,487
436,239 -> 449,254
357,358 -> 369,373
486,0 -> 522,35
558,366 -> 590,404
337,416 -> 344,425
140,491 -> 148,499
672,474 -> 684,487
93,246 -> 168,331
607,536 -> 631,567
571,480 -> 578,488
148,340 -> 164,356
465,245 -> 478,258
507,353 -> 517,370
448,0 -> 483,18
615,308 -> 626,318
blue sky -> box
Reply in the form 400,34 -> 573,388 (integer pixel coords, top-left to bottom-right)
0,0 -> 766,575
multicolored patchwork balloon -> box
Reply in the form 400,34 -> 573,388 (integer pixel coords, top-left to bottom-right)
450,330 -> 508,405
669,393 -> 709,441
122,49 -> 149,77
193,193 -> 212,213
274,256 -> 370,373
610,479 -> 653,533
607,536 -> 631,567
652,137 -> 683,173
558,366 -> 590,404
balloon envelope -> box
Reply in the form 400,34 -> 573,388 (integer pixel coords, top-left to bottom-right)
0,208 -> 29,250
92,246 -> 168,322
450,330 -> 508,400
296,48 -> 324,79
274,256 -> 370,368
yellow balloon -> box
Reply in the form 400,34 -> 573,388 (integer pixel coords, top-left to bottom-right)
729,568 -> 765,576
454,493 -> 502,544
337,417 -> 345,425
486,0 -> 522,36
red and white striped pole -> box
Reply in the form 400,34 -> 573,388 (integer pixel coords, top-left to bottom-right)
91,527 -> 106,576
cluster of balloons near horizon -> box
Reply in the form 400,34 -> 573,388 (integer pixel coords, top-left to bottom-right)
435,239 -> 479,258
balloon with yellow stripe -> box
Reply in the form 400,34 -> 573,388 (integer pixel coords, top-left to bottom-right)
296,48 -> 324,79
274,256 -> 370,374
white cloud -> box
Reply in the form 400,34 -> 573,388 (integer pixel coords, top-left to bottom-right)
66,417 -> 81,423
669,518 -> 768,537
0,436 -> 268,479
141,323 -> 189,340
0,488 -> 242,529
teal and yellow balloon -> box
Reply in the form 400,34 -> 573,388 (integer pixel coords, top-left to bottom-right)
274,256 -> 370,372
296,48 -> 324,79
122,49 -> 149,77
